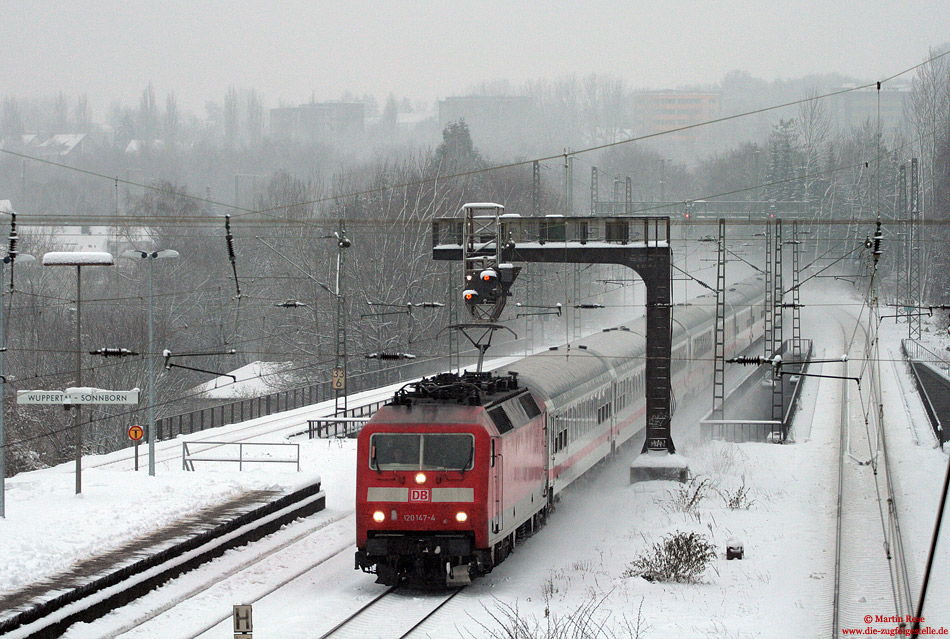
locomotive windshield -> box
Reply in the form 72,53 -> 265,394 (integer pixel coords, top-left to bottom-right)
370,433 -> 474,471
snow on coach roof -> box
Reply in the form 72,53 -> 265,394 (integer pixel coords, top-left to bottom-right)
42,251 -> 115,265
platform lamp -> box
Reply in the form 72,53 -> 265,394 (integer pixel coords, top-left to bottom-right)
42,250 -> 115,494
120,249 -> 179,477
0,204 -> 34,517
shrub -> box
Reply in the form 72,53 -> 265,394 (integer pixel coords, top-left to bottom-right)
718,477 -> 755,510
625,531 -> 717,584
469,595 -> 650,639
663,476 -> 712,518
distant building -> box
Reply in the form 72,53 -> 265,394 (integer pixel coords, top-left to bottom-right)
125,139 -> 165,154
36,134 -> 94,158
632,91 -> 721,140
826,84 -> 910,131
437,95 -> 534,143
269,102 -> 364,143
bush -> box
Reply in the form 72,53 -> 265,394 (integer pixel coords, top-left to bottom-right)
663,476 -> 712,518
625,531 -> 717,584
469,595 -> 650,639
718,477 -> 755,510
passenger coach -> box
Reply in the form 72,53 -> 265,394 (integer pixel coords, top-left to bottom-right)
355,277 -> 765,586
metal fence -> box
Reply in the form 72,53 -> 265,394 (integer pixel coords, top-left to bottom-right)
701,339 -> 811,443
902,339 -> 950,377
701,419 -> 783,443
182,441 -> 300,471
902,339 -> 949,445
149,333 -> 540,443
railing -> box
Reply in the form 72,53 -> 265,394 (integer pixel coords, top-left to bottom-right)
701,338 -> 811,443
781,339 -> 813,440
701,419 -> 783,443
432,215 -> 671,249
307,417 -> 371,439
152,356 -> 457,443
182,441 -> 300,471
902,340 -> 948,445
902,339 -> 950,377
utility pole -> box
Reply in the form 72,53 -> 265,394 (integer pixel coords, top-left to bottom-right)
772,220 -> 784,431
909,158 -> 922,340
0,210 -> 35,517
791,222 -> 802,358
446,266 -> 460,372
625,177 -> 633,215
532,161 -> 541,217
896,164 -> 907,319
712,219 -> 726,420
590,167 -> 598,216
334,221 -> 350,416
764,220 -> 773,358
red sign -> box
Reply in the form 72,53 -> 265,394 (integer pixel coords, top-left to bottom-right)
409,488 -> 430,503
128,425 -> 144,441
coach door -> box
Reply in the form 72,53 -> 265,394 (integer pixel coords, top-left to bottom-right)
491,437 -> 503,533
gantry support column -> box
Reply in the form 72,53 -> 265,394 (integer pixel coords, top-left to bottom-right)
433,214 -> 682,482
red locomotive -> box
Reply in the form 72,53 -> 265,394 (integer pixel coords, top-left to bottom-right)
355,278 -> 765,586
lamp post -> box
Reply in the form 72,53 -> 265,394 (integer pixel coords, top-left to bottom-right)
121,249 -> 179,476
0,206 -> 34,517
42,251 -> 115,494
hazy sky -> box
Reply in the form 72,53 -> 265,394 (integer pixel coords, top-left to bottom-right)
4,1 -> 949,118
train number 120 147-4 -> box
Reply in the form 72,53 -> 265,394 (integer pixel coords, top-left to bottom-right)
402,514 -> 437,522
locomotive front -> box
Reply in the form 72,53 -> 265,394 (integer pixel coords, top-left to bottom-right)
355,401 -> 492,587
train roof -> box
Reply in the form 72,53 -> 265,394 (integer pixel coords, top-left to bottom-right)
505,275 -> 765,409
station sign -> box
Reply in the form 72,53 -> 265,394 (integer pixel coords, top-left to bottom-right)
17,388 -> 140,405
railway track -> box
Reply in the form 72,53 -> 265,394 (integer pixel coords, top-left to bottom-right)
104,512 -> 354,639
831,310 -> 914,635
315,587 -> 464,639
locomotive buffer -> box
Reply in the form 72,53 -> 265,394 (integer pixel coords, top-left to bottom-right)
433,205 -> 688,482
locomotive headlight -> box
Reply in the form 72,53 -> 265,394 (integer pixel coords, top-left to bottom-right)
455,511 -> 468,523
372,510 -> 385,523
415,472 -> 427,484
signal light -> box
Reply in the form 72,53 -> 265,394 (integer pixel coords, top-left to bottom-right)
463,289 -> 478,304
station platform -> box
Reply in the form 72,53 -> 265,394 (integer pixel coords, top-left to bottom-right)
0,479 -> 324,638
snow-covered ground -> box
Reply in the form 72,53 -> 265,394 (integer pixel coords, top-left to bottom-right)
3,282 -> 949,637
193,360 -> 295,399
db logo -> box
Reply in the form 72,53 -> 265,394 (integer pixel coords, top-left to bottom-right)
409,488 -> 431,503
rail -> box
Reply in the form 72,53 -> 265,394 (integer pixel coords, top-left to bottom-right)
182,441 -> 300,471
